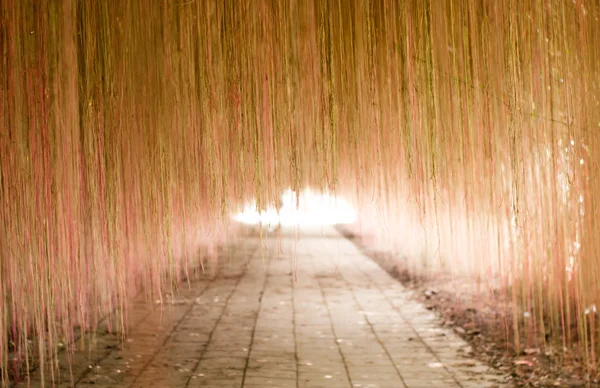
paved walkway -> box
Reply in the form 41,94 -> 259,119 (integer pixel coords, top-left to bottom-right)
22,226 -> 507,388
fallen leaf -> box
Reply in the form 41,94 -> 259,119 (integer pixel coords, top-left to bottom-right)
514,360 -> 533,367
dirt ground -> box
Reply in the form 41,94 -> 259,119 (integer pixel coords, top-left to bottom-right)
338,226 -> 600,388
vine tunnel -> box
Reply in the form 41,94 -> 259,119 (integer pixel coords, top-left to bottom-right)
1,0 -> 600,386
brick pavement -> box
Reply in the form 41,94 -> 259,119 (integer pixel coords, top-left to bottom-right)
19,226 -> 508,388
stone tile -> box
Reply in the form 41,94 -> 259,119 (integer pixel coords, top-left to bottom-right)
17,226 -> 508,388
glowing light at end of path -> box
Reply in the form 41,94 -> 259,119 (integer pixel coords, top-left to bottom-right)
232,188 -> 357,226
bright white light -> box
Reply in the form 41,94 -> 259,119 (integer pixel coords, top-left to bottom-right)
232,188 -> 357,226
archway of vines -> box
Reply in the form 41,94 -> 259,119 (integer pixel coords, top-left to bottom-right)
1,0 -> 599,382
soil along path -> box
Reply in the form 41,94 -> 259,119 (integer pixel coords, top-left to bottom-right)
18,226 -> 507,388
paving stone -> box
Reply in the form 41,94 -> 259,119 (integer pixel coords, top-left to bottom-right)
17,226 -> 509,388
